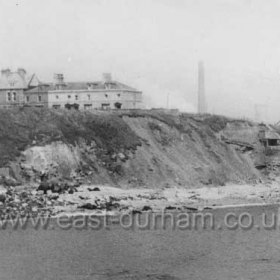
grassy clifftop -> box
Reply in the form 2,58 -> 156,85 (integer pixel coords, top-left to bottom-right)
0,108 -> 141,167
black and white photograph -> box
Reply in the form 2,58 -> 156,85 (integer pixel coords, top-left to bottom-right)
0,0 -> 280,279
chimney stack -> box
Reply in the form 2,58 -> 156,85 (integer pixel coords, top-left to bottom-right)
17,68 -> 26,78
54,73 -> 65,90
54,73 -> 64,84
197,61 -> 207,114
1,68 -> 11,77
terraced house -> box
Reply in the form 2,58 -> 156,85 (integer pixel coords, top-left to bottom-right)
0,69 -> 142,110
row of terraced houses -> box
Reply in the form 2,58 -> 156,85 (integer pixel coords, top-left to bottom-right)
0,69 -> 142,110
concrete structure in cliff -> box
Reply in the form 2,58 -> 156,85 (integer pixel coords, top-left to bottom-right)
258,125 -> 280,147
197,61 -> 207,114
0,70 -> 142,110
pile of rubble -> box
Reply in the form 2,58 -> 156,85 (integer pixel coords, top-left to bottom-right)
0,186 -> 72,219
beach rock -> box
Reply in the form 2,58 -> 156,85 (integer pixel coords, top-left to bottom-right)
142,205 -> 152,211
131,209 -> 142,215
0,194 -> 6,203
14,197 -> 20,204
88,187 -> 100,192
46,200 -> 52,206
165,205 -> 177,211
48,193 -> 59,200
79,195 -> 89,200
79,203 -> 97,210
19,191 -> 28,199
182,206 -> 198,211
118,153 -> 126,161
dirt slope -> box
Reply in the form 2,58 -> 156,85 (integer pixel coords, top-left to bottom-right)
0,108 -> 262,188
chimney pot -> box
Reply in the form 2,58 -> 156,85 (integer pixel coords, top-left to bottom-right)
54,73 -> 65,90
17,68 -> 26,78
1,68 -> 11,77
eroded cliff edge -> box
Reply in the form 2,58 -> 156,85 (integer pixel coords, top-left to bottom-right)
0,108 -> 266,189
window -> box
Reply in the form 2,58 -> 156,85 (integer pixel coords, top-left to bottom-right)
87,94 -> 90,100
26,96 -> 29,102
101,103 -> 110,110
68,95 -> 71,99
7,92 -> 11,102
117,93 -> 121,97
268,139 -> 279,146
105,94 -> 108,98
38,95 -> 42,102
114,102 -> 122,109
53,105 -> 61,109
13,92 -> 16,102
84,104 -> 92,110
75,95 -> 78,100
56,95 -> 59,99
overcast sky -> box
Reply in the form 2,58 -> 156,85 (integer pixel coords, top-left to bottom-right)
1,0 -> 280,122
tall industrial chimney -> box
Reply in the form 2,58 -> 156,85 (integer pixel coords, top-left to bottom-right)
198,61 -> 207,114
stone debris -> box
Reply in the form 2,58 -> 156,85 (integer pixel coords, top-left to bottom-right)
88,187 -> 100,192
0,186 -> 80,219
37,174 -> 81,194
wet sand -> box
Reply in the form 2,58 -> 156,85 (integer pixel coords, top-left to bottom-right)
0,204 -> 279,280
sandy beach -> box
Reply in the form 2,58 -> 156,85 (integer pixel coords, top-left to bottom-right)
51,180 -> 280,216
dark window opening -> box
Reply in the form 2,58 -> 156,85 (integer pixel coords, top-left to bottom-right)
26,96 -> 29,102
84,104 -> 92,110
13,92 -> 16,102
114,102 -> 122,109
101,103 -> 110,110
53,105 -> 61,109
65,103 -> 79,110
38,95 -> 42,102
268,139 -> 279,146
105,94 -> 108,98
75,95 -> 78,100
68,95 -> 71,99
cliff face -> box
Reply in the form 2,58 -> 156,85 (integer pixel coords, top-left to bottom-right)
0,108 -> 262,188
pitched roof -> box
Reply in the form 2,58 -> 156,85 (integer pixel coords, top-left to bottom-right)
0,70 -> 42,90
24,84 -> 50,93
264,131 -> 280,140
47,81 -> 139,92
0,72 -> 28,89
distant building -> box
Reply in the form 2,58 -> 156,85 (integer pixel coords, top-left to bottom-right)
0,68 -> 42,108
258,125 -> 280,147
0,70 -> 142,110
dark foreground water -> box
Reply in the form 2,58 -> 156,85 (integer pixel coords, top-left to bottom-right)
0,205 -> 280,280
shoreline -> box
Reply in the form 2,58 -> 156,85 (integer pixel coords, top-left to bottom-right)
50,182 -> 280,217
1,181 -> 279,219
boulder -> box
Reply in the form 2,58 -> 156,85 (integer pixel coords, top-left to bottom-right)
78,203 -> 97,210
0,194 -> 6,203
